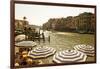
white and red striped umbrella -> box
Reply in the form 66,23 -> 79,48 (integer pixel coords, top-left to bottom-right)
28,46 -> 56,59
53,50 -> 87,63
74,44 -> 95,56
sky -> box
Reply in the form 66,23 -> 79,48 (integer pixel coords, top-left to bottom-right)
15,4 -> 95,26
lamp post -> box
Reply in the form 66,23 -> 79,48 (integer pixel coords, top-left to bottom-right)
23,16 -> 27,40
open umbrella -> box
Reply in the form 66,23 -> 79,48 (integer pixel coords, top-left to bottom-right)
74,44 -> 95,56
15,34 -> 26,42
28,46 -> 56,59
15,41 -> 37,52
15,41 -> 37,47
53,49 -> 87,63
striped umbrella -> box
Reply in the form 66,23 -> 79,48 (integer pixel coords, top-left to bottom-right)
15,41 -> 37,47
74,44 -> 94,56
15,41 -> 37,52
28,46 -> 56,59
53,50 -> 87,63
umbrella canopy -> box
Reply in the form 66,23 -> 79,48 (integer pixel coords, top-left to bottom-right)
28,46 -> 56,59
74,44 -> 94,56
53,50 -> 87,63
15,41 -> 37,47
15,34 -> 26,42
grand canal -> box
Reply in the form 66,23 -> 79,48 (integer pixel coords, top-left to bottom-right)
33,30 -> 95,64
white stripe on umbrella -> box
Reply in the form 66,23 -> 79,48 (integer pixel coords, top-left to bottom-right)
53,50 -> 87,63
74,44 -> 94,56
28,46 -> 56,59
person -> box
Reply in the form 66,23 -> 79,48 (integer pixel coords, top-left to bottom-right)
24,27 -> 28,40
28,27 -> 32,40
15,59 -> 20,66
42,32 -> 45,43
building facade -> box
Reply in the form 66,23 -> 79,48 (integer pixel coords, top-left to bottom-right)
15,19 -> 29,31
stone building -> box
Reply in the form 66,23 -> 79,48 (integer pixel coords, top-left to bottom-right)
15,19 -> 29,31
74,12 -> 95,33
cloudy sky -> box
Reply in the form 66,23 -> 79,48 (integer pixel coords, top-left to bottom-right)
15,4 -> 94,26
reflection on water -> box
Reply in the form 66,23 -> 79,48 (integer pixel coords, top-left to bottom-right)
40,30 -> 94,49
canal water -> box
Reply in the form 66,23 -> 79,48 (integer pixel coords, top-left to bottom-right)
35,30 -> 95,64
